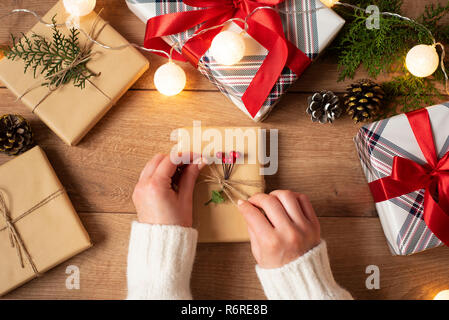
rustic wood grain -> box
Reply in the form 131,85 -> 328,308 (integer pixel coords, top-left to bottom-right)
0,89 -> 376,216
3,213 -> 449,300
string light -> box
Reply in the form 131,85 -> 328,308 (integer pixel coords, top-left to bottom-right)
434,290 -> 449,300
63,0 -> 96,17
210,31 -> 246,66
4,2 -> 449,97
406,44 -> 440,78
154,61 -> 186,96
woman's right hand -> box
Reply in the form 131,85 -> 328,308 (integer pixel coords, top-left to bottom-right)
238,190 -> 321,269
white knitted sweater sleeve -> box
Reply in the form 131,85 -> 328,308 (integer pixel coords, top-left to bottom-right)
126,221 -> 351,300
256,241 -> 353,300
126,221 -> 198,300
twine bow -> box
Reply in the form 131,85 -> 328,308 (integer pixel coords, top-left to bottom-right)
144,0 -> 311,118
368,108 -> 449,246
201,165 -> 265,206
0,189 -> 65,275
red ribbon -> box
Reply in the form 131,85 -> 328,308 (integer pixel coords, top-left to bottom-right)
144,0 -> 311,118
368,108 -> 449,245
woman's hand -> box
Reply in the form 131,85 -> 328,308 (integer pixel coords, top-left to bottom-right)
238,190 -> 321,269
132,154 -> 204,227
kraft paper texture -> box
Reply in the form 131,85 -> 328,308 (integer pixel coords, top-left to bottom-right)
177,127 -> 265,242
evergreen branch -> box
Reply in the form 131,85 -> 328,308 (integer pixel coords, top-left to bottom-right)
4,15 -> 97,90
330,0 -> 449,115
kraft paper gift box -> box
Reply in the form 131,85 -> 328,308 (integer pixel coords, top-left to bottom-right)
0,146 -> 92,296
354,103 -> 449,255
126,0 -> 345,122
0,1 -> 149,145
177,127 -> 265,242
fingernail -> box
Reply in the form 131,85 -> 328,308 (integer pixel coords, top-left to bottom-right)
237,200 -> 244,206
198,158 -> 207,170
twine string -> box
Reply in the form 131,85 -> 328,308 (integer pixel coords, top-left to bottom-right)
0,189 -> 65,275
0,3 -> 447,93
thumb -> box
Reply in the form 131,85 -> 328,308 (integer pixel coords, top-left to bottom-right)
178,161 -> 206,200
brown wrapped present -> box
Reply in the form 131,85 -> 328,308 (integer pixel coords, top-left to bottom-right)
177,127 -> 265,242
0,1 -> 149,145
0,146 -> 91,296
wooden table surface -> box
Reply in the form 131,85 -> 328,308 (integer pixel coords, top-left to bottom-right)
1,0 -> 449,300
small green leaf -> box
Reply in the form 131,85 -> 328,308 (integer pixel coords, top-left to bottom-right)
205,190 -> 225,205
211,190 -> 225,203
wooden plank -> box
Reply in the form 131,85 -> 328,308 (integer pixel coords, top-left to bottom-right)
3,213 -> 449,300
0,0 -> 447,92
0,89 -> 376,217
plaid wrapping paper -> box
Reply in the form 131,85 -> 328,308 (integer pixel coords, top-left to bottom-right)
354,103 -> 449,255
126,0 -> 345,121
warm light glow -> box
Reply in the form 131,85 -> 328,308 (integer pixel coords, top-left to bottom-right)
210,31 -> 246,66
63,0 -> 96,17
405,44 -> 439,78
434,290 -> 449,300
154,62 -> 186,96
320,0 -> 338,7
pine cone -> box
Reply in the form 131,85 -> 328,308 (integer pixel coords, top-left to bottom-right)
306,91 -> 342,123
344,79 -> 384,123
0,114 -> 34,156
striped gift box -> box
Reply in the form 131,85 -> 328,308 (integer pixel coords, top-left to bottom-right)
126,0 -> 345,121
354,103 -> 449,255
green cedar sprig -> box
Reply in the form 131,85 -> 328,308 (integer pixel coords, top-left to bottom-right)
3,16 -> 97,90
330,0 -> 449,116
205,190 -> 225,206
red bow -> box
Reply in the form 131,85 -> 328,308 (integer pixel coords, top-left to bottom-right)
144,0 -> 311,117
369,108 -> 449,245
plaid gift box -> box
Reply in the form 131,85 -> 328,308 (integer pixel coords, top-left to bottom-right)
126,0 -> 344,121
354,103 -> 449,255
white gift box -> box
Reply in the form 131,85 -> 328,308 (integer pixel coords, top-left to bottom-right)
355,103 -> 449,255
126,0 -> 344,121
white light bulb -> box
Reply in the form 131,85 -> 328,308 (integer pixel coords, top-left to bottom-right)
320,0 -> 338,7
210,31 -> 245,66
63,0 -> 97,17
154,62 -> 186,96
434,290 -> 449,300
405,44 -> 439,78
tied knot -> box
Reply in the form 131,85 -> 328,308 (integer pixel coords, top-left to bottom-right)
232,0 -> 243,8
200,165 -> 264,206
229,0 -> 277,14
5,220 -> 14,230
18,11 -> 111,113
230,0 -> 252,14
